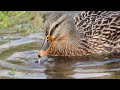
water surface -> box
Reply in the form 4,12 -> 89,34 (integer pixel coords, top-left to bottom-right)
0,30 -> 120,79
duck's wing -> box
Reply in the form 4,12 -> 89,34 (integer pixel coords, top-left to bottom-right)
74,11 -> 113,31
74,11 -> 120,53
74,11 -> 106,38
92,11 -> 120,53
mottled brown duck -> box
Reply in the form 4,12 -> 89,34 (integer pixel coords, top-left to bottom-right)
38,11 -> 120,58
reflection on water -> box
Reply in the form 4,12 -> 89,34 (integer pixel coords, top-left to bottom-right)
0,31 -> 120,79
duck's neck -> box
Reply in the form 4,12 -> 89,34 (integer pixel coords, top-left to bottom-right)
49,42 -> 84,56
71,32 -> 94,54
48,33 -> 93,56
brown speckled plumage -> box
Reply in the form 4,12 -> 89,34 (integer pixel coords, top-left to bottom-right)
42,11 -> 120,56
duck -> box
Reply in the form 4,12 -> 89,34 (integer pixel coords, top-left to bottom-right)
38,11 -> 120,58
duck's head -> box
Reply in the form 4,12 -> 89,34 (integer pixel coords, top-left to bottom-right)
38,12 -> 77,58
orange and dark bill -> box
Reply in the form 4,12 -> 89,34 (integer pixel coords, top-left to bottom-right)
38,35 -> 54,58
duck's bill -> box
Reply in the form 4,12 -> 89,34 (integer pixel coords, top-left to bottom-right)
38,39 -> 53,57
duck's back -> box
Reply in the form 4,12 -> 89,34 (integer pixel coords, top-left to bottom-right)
74,11 -> 120,54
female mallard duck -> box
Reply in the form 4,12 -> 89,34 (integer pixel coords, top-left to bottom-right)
38,11 -> 120,58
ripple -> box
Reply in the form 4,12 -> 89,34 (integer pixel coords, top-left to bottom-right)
0,60 -> 47,72
0,70 -> 47,79
68,73 -> 111,79
72,59 -> 120,67
7,50 -> 38,61
0,33 -> 44,51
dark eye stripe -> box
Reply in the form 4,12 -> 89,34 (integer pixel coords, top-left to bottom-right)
50,24 -> 59,36
50,19 -> 66,36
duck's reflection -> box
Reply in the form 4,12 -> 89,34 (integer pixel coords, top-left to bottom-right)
42,55 -> 120,79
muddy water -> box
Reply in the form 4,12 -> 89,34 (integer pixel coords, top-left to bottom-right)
0,30 -> 120,79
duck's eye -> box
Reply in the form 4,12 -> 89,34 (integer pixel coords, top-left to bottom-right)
55,24 -> 59,28
50,24 -> 59,36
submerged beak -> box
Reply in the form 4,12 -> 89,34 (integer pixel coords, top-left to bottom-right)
38,34 -> 54,58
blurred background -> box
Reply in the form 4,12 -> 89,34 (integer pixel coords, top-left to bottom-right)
0,11 -> 46,33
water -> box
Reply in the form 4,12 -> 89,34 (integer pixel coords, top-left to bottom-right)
0,30 -> 120,79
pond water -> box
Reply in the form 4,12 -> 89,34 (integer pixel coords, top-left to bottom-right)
0,30 -> 120,79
